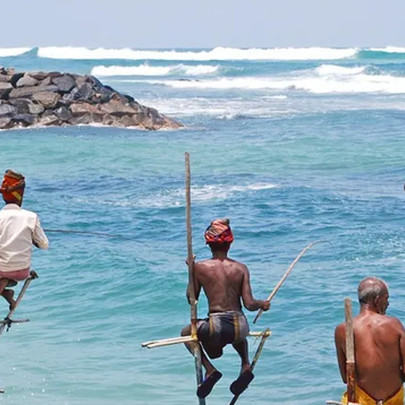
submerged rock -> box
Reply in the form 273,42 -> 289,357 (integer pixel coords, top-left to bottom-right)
0,67 -> 182,130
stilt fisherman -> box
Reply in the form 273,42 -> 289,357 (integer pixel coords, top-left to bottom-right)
335,277 -> 405,405
181,218 -> 270,399
0,170 -> 48,309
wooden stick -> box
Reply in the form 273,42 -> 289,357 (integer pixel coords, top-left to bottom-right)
345,298 -> 356,403
185,152 -> 205,405
253,241 -> 320,324
229,328 -> 271,405
0,270 -> 38,338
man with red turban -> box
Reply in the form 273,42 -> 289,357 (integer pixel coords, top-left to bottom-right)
0,170 -> 48,308
181,218 -> 270,399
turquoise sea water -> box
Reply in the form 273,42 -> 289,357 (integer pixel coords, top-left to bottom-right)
0,47 -> 405,405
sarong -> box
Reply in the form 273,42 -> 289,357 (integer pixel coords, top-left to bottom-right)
341,384 -> 404,405
0,268 -> 30,287
197,311 -> 249,359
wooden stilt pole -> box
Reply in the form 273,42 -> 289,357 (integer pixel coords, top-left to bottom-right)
229,328 -> 271,405
325,299 -> 359,405
345,298 -> 356,403
0,270 -> 38,338
185,152 -> 206,405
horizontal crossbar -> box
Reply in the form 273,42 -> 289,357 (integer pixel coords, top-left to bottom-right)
142,329 -> 271,349
0,318 -> 30,325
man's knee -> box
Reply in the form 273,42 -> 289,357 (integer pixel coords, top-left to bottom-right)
181,325 -> 191,336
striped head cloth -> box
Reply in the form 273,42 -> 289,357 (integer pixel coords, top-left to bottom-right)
204,218 -> 234,244
0,170 -> 25,204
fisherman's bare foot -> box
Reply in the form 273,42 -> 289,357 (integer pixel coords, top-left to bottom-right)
230,367 -> 254,396
197,369 -> 222,399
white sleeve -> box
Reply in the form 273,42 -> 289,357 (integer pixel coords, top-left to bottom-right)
33,216 -> 49,249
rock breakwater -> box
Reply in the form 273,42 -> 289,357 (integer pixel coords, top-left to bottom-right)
0,67 -> 182,130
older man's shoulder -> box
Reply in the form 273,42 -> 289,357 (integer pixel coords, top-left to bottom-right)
383,315 -> 405,330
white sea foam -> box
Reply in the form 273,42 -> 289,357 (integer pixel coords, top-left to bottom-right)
136,183 -> 279,208
91,63 -> 219,77
369,46 -> 405,53
0,47 -> 31,57
315,64 -> 366,75
37,46 -> 357,61
137,64 -> 405,94
134,95 -> 290,118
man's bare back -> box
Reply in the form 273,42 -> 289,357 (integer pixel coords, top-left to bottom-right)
335,277 -> 405,402
194,258 -> 262,314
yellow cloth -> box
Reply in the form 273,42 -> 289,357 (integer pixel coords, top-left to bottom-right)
341,384 -> 404,405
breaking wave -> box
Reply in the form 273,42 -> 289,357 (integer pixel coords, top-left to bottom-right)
91,63 -> 220,77
137,64 -> 405,94
0,47 -> 32,57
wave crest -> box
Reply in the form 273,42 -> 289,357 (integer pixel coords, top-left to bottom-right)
0,47 -> 32,57
139,64 -> 405,94
91,63 -> 219,77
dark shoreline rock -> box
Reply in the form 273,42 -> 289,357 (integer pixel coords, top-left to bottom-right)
0,67 -> 182,130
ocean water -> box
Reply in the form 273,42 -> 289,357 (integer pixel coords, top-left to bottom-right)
0,46 -> 405,405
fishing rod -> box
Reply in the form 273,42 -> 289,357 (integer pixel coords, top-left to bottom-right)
253,240 -> 327,324
43,229 -> 148,244
44,229 -> 122,237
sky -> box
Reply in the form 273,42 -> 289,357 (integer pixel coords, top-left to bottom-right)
3,0 -> 405,49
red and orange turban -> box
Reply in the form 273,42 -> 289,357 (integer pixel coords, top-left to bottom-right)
0,170 -> 25,204
204,218 -> 234,244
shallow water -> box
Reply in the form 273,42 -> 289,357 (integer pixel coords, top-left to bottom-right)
0,47 -> 404,404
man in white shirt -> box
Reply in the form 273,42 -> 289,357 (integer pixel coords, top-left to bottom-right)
0,170 -> 48,309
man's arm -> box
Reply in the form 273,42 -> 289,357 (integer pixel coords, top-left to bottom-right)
395,319 -> 405,382
186,261 -> 201,305
32,216 -> 49,249
334,323 -> 347,383
241,265 -> 270,311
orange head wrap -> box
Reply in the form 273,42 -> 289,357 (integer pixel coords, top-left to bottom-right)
204,218 -> 234,245
0,170 -> 25,204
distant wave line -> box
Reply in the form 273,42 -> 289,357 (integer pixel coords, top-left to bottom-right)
91,63 -> 220,77
369,46 -> 405,53
2,46 -> 405,61
37,46 -> 358,61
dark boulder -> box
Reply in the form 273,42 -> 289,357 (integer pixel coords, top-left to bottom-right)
12,114 -> 36,126
32,91 -> 61,108
52,75 -> 76,93
16,75 -> 39,88
55,106 -> 72,122
0,82 -> 12,99
0,117 -> 12,129
0,103 -> 16,116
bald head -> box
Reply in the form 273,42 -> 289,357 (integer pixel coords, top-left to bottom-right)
358,277 -> 388,305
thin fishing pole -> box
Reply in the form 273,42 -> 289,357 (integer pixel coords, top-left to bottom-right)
43,229 -> 148,245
